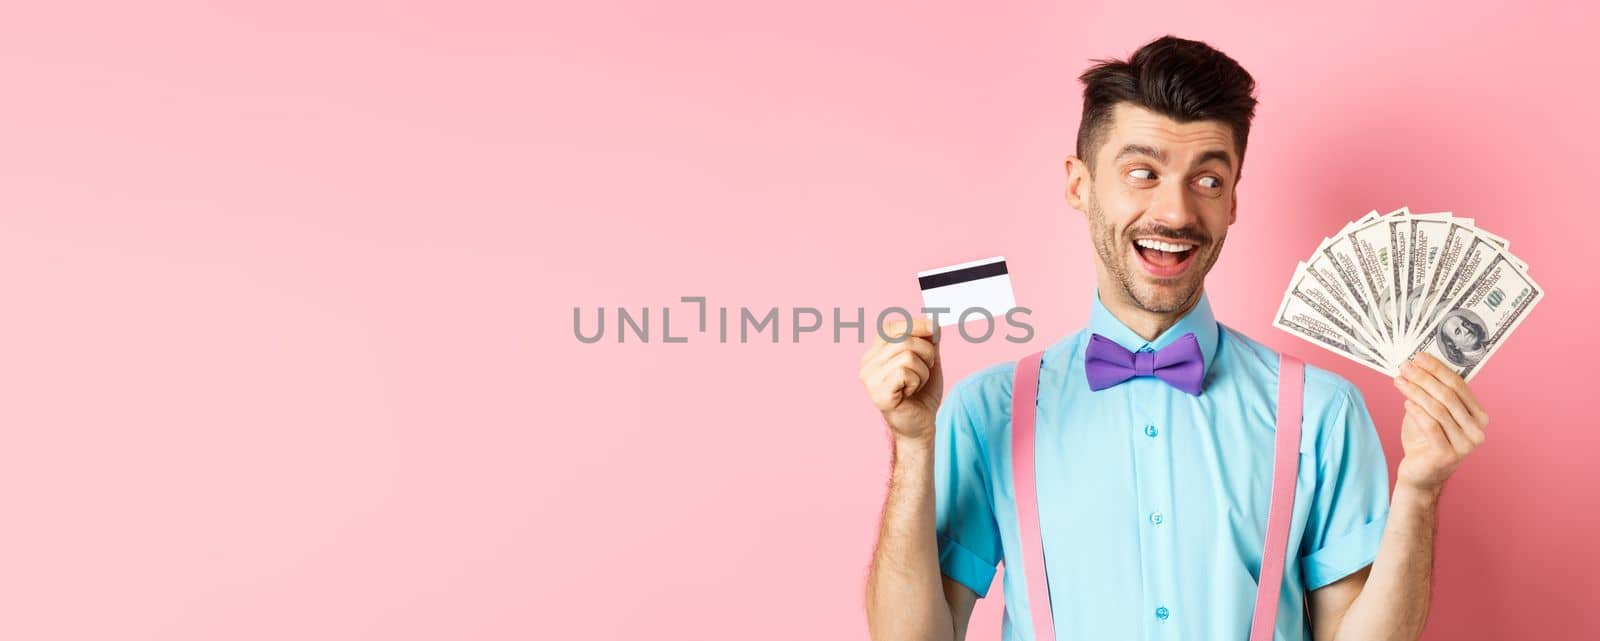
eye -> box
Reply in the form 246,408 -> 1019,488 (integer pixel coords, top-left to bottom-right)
1129,168 -> 1155,180
1196,176 -> 1222,189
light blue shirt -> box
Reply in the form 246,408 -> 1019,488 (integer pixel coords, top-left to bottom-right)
935,290 -> 1390,641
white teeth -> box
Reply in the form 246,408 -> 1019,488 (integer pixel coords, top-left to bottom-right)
1135,239 -> 1196,253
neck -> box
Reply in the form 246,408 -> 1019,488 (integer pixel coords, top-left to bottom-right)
1097,282 -> 1203,342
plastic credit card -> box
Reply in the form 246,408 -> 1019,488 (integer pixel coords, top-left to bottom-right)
917,256 -> 1016,327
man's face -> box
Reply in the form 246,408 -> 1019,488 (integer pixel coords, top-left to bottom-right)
1068,103 -> 1240,314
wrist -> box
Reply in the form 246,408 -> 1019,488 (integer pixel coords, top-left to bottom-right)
1393,480 -> 1444,510
893,432 -> 936,454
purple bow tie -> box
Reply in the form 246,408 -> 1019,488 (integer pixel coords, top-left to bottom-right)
1085,332 -> 1205,396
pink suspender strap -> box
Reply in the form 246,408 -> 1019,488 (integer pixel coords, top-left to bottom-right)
1009,350 -> 1304,641
1249,354 -> 1303,641
1009,351 -> 1052,641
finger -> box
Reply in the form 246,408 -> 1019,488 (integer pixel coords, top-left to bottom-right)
878,316 -> 938,344
886,357 -> 924,402
1398,378 -> 1473,454
875,336 -> 936,369
904,336 -> 937,369
867,367 -> 898,409
862,330 -> 908,369
865,321 -> 899,358
875,362 -> 918,408
1409,353 -> 1488,426
862,320 -> 903,362
864,336 -> 937,375
859,338 -> 900,380
894,350 -> 931,398
897,368 -> 922,402
1400,363 -> 1479,437
1411,367 -> 1487,448
860,338 -> 886,366
1394,376 -> 1465,446
1405,399 -> 1457,452
1459,415 -> 1486,448
1409,353 -> 1489,426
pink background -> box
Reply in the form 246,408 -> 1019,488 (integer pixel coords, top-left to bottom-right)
2,1 -> 1596,639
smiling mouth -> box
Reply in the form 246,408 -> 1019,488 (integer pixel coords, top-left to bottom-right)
1131,237 -> 1200,277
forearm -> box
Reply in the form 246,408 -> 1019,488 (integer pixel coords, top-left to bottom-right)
1334,483 -> 1441,641
866,435 -> 955,641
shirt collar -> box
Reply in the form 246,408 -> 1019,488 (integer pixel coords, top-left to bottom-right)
1086,288 -> 1219,378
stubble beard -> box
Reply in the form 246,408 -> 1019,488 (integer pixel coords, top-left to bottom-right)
1085,196 -> 1225,315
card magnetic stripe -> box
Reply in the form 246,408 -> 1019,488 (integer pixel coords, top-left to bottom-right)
917,260 -> 1008,291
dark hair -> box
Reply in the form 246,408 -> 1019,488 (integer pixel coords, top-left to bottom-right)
1076,35 -> 1258,178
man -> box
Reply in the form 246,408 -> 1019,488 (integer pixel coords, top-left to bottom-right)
859,36 -> 1488,641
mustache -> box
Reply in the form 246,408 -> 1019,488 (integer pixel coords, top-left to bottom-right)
1127,225 -> 1210,245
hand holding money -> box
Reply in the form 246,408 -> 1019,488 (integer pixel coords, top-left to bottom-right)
1392,352 -> 1489,492
1274,207 -> 1542,381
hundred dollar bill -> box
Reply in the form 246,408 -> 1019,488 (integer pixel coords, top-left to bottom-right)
1402,215 -> 1449,337
1318,227 -> 1390,348
1346,213 -> 1403,347
1473,227 -> 1528,271
1301,253 -> 1387,350
1406,251 -> 1542,381
1406,219 -> 1479,345
1285,261 -> 1388,353
1385,208 -> 1412,357
1274,281 -> 1395,376
1299,210 -> 1384,334
1397,212 -> 1455,337
1411,234 -> 1499,346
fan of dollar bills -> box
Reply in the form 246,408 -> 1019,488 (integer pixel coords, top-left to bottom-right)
1273,207 -> 1542,381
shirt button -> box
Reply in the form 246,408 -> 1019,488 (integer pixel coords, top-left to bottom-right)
1149,511 -> 1164,525
1155,606 -> 1170,620
1144,424 -> 1159,437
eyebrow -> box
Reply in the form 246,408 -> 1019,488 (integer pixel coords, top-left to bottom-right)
1113,144 -> 1235,171
1114,143 -> 1166,164
1196,149 -> 1234,171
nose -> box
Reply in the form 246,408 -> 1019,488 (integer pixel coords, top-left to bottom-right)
1147,179 -> 1201,233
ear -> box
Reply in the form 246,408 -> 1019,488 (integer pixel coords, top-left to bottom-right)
1228,187 -> 1239,225
1064,155 -> 1091,212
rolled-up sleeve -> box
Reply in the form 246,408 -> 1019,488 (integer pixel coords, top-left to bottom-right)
1299,379 -> 1391,591
934,379 -> 1003,598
